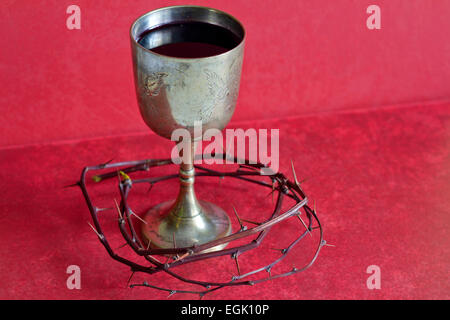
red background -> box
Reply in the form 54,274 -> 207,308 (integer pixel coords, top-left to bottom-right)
0,0 -> 449,300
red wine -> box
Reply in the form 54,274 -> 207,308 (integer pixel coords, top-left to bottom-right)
150,42 -> 230,58
137,21 -> 241,58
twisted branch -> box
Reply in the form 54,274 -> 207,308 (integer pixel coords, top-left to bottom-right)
76,154 -> 326,298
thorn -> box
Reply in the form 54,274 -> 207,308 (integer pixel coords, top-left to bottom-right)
240,218 -> 261,226
232,206 -> 245,230
291,160 -> 299,185
147,183 -> 153,193
266,187 -> 277,203
322,240 -> 335,247
271,179 -> 276,204
234,255 -> 241,276
297,215 -> 312,237
150,256 -> 162,264
129,210 -> 148,225
100,158 -> 114,168
144,241 -> 163,264
168,290 -> 176,298
173,251 -> 190,263
114,198 -> 123,220
237,164 -> 254,172
266,267 -> 272,279
87,221 -> 103,239
63,182 -> 80,188
291,160 -> 305,193
116,242 -> 128,250
126,271 -> 135,287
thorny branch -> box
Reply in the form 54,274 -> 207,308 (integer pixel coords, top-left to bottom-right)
76,154 -> 326,298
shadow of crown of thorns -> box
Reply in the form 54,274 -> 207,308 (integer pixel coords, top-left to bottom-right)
71,153 -> 329,298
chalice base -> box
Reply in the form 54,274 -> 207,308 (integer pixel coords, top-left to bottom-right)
141,200 -> 232,253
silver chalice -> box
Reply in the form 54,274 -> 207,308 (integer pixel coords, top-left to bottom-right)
130,6 -> 245,251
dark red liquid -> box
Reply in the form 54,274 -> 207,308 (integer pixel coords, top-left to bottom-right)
137,21 -> 241,58
151,42 -> 230,58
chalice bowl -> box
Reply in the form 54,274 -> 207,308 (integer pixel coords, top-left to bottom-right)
130,6 -> 245,251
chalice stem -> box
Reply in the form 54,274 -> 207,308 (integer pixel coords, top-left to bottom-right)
141,137 -> 231,250
170,140 -> 202,219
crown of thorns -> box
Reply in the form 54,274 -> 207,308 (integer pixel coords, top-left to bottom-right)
75,154 -> 327,298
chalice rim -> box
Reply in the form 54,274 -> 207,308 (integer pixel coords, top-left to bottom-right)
129,4 -> 246,61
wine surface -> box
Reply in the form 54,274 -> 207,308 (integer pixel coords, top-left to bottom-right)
137,21 -> 241,58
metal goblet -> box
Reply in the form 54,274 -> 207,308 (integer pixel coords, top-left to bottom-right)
130,6 -> 245,251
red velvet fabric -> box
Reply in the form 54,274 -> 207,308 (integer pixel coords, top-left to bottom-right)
0,0 -> 449,300
0,102 -> 448,299
2,0 -> 450,147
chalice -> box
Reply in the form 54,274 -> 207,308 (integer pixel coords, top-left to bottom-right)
130,6 -> 245,251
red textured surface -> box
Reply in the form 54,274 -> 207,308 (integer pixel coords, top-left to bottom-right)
0,1 -> 449,300
0,103 -> 449,300
1,0 -> 450,147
